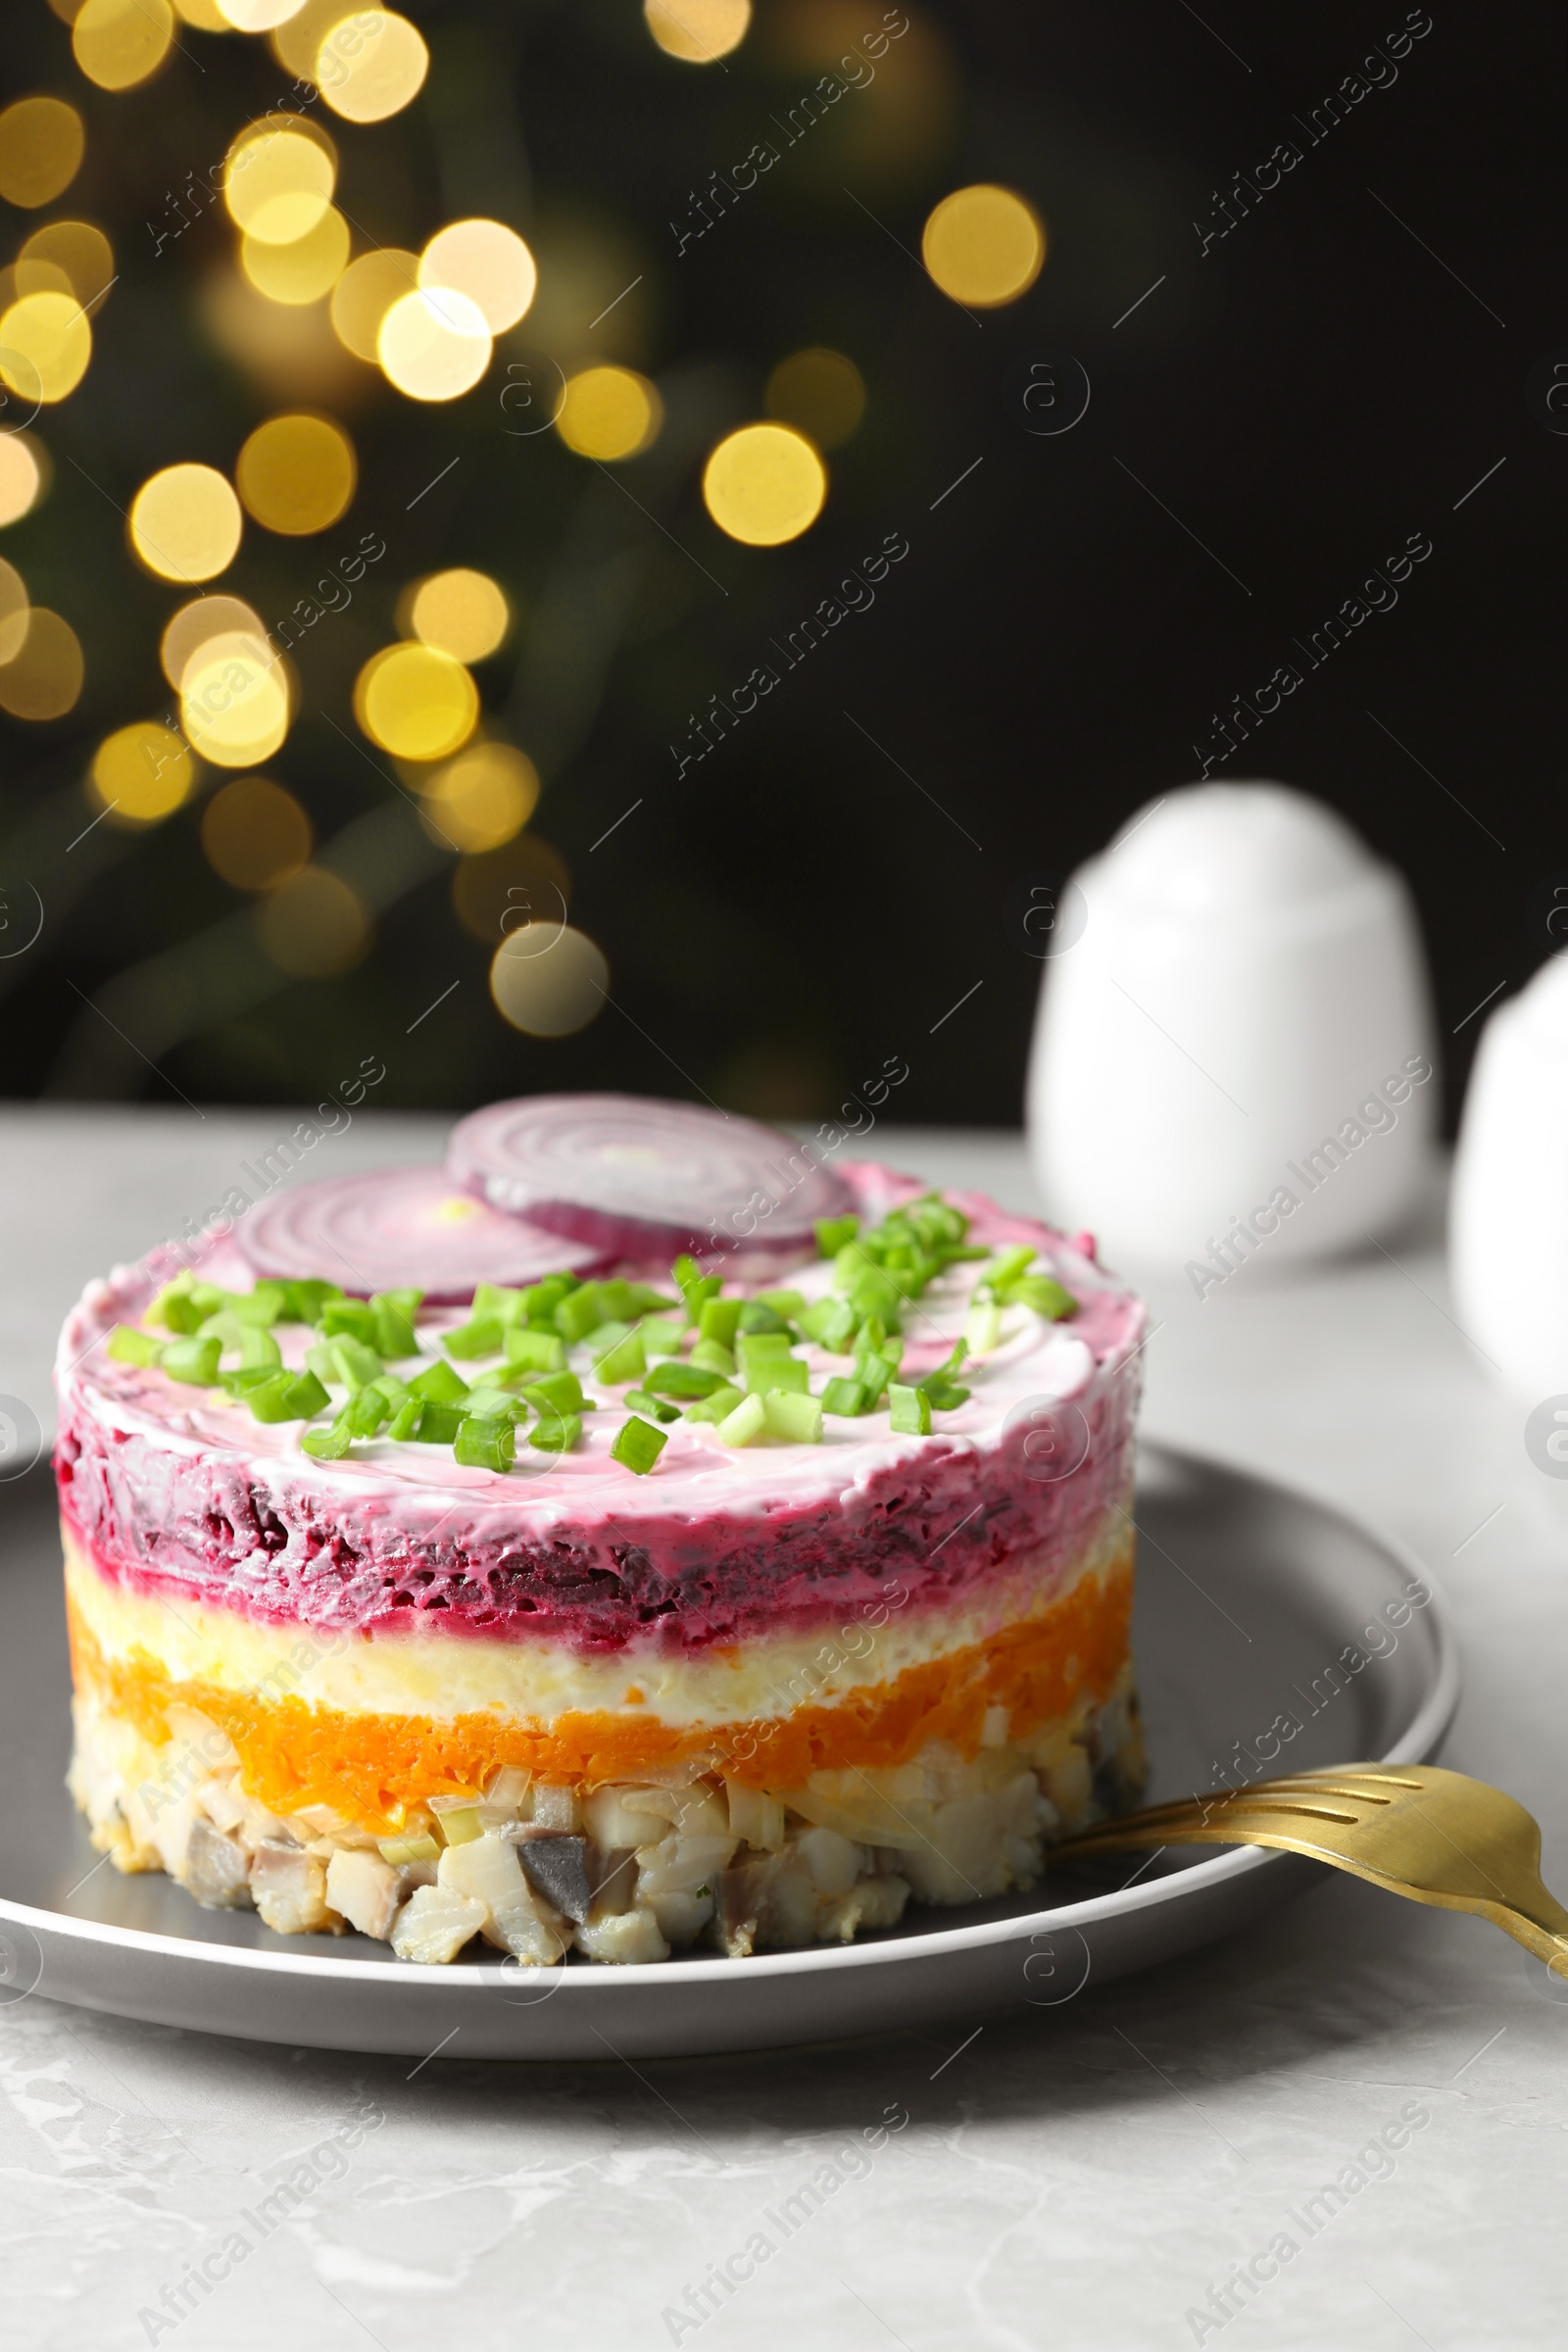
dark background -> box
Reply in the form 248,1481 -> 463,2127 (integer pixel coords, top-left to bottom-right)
0,0 -> 1556,1133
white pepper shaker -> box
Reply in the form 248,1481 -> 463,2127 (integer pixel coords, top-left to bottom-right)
1026,782 -> 1436,1281
1450,955 -> 1568,1400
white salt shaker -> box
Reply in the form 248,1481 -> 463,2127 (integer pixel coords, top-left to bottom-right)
1450,955 -> 1568,1401
1026,782 -> 1437,1281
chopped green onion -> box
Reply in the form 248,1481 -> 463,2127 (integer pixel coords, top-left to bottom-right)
521,1273 -> 578,1325
413,1397 -> 466,1444
640,1313 -> 686,1357
386,1396 -> 422,1441
377,1830 -> 439,1867
305,1341 -> 339,1386
408,1358 -> 469,1404
744,1354 -> 808,1398
819,1376 -> 869,1416
278,1278 -> 343,1324
442,1314 -> 505,1359
755,1288 -> 808,1322
320,1298 -> 378,1345
107,1325 -> 163,1367
249,1369 -> 330,1424
472,1283 -> 527,1327
160,1335 -> 222,1386
612,1415 -> 668,1474
146,1282 -> 205,1335
301,1418 -> 355,1460
517,1369 -> 585,1416
689,1337 -> 736,1377
736,1299 -> 792,1337
763,1390 -> 823,1443
462,1387 -> 526,1423
888,1384 -> 932,1436
715,1393 -> 767,1447
455,1415 -> 515,1472
218,1366 -> 280,1399
815,1214 -> 860,1257
850,1268 -> 904,1328
553,1284 -> 606,1344
682,1382 -> 744,1425
229,1283 -> 286,1326
799,1297 -> 858,1352
235,1323 -> 282,1371
644,1360 -> 728,1399
595,1278 -> 676,1323
697,1297 -> 743,1348
370,1373 -> 411,1404
329,1336 -> 383,1392
343,1386 -> 390,1438
370,1290 -> 421,1358
738,1336 -> 799,1373
529,1410 -> 582,1453
671,1255 -> 721,1317
963,1299 -> 1003,1355
590,1324 -> 647,1385
1004,1273 -> 1079,1319
504,1325 -> 566,1375
984,1245 -> 1038,1293
624,1388 -> 679,1424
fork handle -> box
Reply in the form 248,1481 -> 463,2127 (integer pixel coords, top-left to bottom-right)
1054,1819 -> 1568,1970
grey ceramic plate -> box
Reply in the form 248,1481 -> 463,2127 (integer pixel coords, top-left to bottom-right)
0,1443 -> 1458,2060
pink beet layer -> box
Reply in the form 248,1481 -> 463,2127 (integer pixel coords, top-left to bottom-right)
54,1164 -> 1145,1658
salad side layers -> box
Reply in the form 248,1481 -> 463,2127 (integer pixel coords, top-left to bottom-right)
55,1133 -> 1147,1967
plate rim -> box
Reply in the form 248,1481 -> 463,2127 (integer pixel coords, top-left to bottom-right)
0,1439 -> 1461,1993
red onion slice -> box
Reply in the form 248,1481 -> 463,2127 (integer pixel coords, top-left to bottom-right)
446,1094 -> 854,1261
236,1166 -> 606,1302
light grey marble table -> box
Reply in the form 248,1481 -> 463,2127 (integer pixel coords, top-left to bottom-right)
3,1109 -> 1564,2352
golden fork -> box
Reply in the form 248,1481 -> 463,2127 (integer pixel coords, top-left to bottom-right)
1053,1763 -> 1568,1965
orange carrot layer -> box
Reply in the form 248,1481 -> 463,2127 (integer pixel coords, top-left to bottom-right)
67,1550 -> 1134,1830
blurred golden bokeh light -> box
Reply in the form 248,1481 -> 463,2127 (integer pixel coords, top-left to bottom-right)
0,559 -> 28,663
256,863 -> 370,977
224,123 -> 335,246
317,11 -> 429,123
765,347 -> 864,450
355,641 -> 479,760
921,183 -> 1045,308
555,367 -> 662,461
0,609 -> 83,719
236,413 -> 356,534
0,99 -> 85,210
329,247 -> 418,361
0,436 -> 45,528
19,221 -> 115,318
217,0 -> 310,27
418,220 -> 537,334
73,0 -> 174,90
181,633 -> 289,766
644,0 -> 751,63
270,0 -> 351,74
0,291 -> 91,404
89,719 -> 195,824
490,921 -> 608,1037
202,775 -> 313,889
173,0 -> 234,25
420,741 -> 537,854
702,422 -> 826,545
161,594 -> 268,691
377,287 -> 491,401
130,465 -> 243,582
408,568 -> 509,662
241,205 -> 350,305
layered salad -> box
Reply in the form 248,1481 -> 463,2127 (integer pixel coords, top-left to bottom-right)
55,1095 -> 1147,1967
